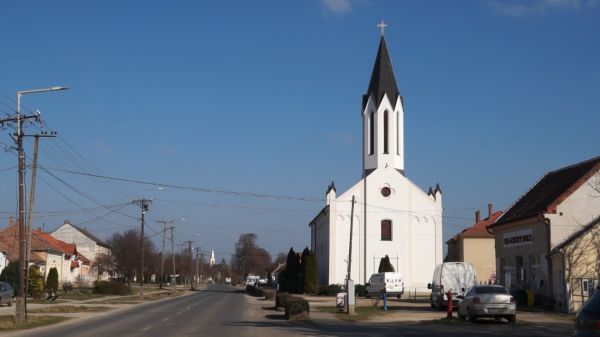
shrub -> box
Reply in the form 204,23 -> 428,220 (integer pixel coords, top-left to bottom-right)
28,265 -> 44,298
263,289 -> 276,300
46,268 -> 59,293
355,284 -> 366,297
276,292 -> 291,308
93,280 -> 132,295
62,282 -> 73,293
317,284 -> 343,296
246,285 -> 264,297
285,296 -> 310,320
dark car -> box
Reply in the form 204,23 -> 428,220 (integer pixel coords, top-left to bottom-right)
0,282 -> 14,306
574,285 -> 600,336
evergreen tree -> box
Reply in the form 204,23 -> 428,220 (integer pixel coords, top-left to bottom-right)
0,260 -> 19,295
286,247 -> 300,293
46,267 -> 59,293
28,265 -> 44,297
378,255 -> 395,273
278,247 -> 295,292
299,247 -> 310,293
303,249 -> 319,294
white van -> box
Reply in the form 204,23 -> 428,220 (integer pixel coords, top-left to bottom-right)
428,262 -> 476,309
365,272 -> 404,298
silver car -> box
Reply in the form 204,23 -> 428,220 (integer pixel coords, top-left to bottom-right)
0,282 -> 14,307
457,284 -> 516,323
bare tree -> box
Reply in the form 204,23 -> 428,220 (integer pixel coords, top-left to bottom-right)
107,229 -> 156,283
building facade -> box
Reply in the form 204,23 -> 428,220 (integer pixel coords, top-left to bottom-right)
446,205 -> 502,284
309,36 -> 443,290
490,155 -> 600,311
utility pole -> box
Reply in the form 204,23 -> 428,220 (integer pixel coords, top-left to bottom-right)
0,86 -> 67,323
170,226 -> 176,284
195,247 -> 200,286
25,132 -> 56,317
184,241 -> 194,290
156,220 -> 174,289
133,198 -> 152,299
346,195 -> 356,315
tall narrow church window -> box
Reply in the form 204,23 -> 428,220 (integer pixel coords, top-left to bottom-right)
381,219 -> 392,241
396,111 -> 400,155
383,111 -> 389,154
369,111 -> 375,155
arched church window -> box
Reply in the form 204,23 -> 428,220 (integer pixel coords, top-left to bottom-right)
369,111 -> 375,155
381,219 -> 392,241
396,111 -> 400,155
383,110 -> 389,154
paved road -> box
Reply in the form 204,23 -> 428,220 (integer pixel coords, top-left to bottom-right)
9,285 -> 574,337
15,284 -> 260,337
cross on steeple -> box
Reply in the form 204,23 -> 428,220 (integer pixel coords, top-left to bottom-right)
377,20 -> 387,36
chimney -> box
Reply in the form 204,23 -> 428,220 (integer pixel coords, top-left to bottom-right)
488,203 -> 493,219
475,210 -> 481,223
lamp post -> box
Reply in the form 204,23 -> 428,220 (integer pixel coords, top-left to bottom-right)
15,86 -> 68,322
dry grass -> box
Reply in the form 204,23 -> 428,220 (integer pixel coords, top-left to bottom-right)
315,306 -> 388,321
0,315 -> 70,331
28,305 -> 111,314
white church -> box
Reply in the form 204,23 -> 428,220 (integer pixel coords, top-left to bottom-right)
309,33 -> 443,291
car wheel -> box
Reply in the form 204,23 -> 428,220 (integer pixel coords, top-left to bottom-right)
7,298 -> 11,307
507,315 -> 516,323
396,295 -> 401,299
466,308 -> 477,322
365,292 -> 370,299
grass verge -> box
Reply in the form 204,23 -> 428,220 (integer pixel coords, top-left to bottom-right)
315,306 -> 388,321
0,315 -> 70,331
28,306 -> 111,314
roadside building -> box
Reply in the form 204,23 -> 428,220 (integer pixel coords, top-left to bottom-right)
50,220 -> 112,279
446,204 -> 503,284
0,218 -> 92,284
490,155 -> 600,311
549,217 -> 600,312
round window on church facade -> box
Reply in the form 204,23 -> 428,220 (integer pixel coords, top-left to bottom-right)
381,187 -> 391,197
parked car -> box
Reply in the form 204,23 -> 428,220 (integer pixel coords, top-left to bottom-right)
574,285 -> 600,336
428,262 -> 476,309
365,272 -> 404,299
457,284 -> 516,323
0,282 -> 14,307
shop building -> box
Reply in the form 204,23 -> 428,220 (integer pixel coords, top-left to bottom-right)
490,155 -> 600,310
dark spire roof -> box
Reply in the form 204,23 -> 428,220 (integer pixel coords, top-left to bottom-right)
363,36 -> 400,110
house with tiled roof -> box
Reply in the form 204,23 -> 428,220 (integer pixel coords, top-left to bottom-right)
446,204 -> 503,284
50,221 -> 111,280
490,155 -> 600,312
0,218 -> 92,284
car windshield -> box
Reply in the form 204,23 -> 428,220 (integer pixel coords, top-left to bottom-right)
476,286 -> 508,294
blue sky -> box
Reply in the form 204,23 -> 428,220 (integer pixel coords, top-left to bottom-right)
0,0 -> 599,261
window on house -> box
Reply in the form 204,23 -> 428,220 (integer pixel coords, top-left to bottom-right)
383,110 -> 389,154
381,220 -> 392,241
369,111 -> 375,155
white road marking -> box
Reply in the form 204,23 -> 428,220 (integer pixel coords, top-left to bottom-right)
186,306 -> 191,310
176,311 -> 182,315
162,317 -> 170,322
141,326 -> 151,331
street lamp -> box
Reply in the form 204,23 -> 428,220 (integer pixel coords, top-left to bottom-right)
15,86 -> 68,323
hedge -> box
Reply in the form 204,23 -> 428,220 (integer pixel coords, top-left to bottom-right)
275,292 -> 291,308
284,296 -> 310,320
317,284 -> 343,296
93,281 -> 132,295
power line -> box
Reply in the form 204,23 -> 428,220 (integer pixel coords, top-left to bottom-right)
38,166 -> 324,202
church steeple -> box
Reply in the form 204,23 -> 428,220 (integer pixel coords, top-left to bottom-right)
363,36 -> 400,110
362,28 -> 405,176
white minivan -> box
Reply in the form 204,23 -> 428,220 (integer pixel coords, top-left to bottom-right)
365,272 -> 404,298
428,262 -> 476,309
